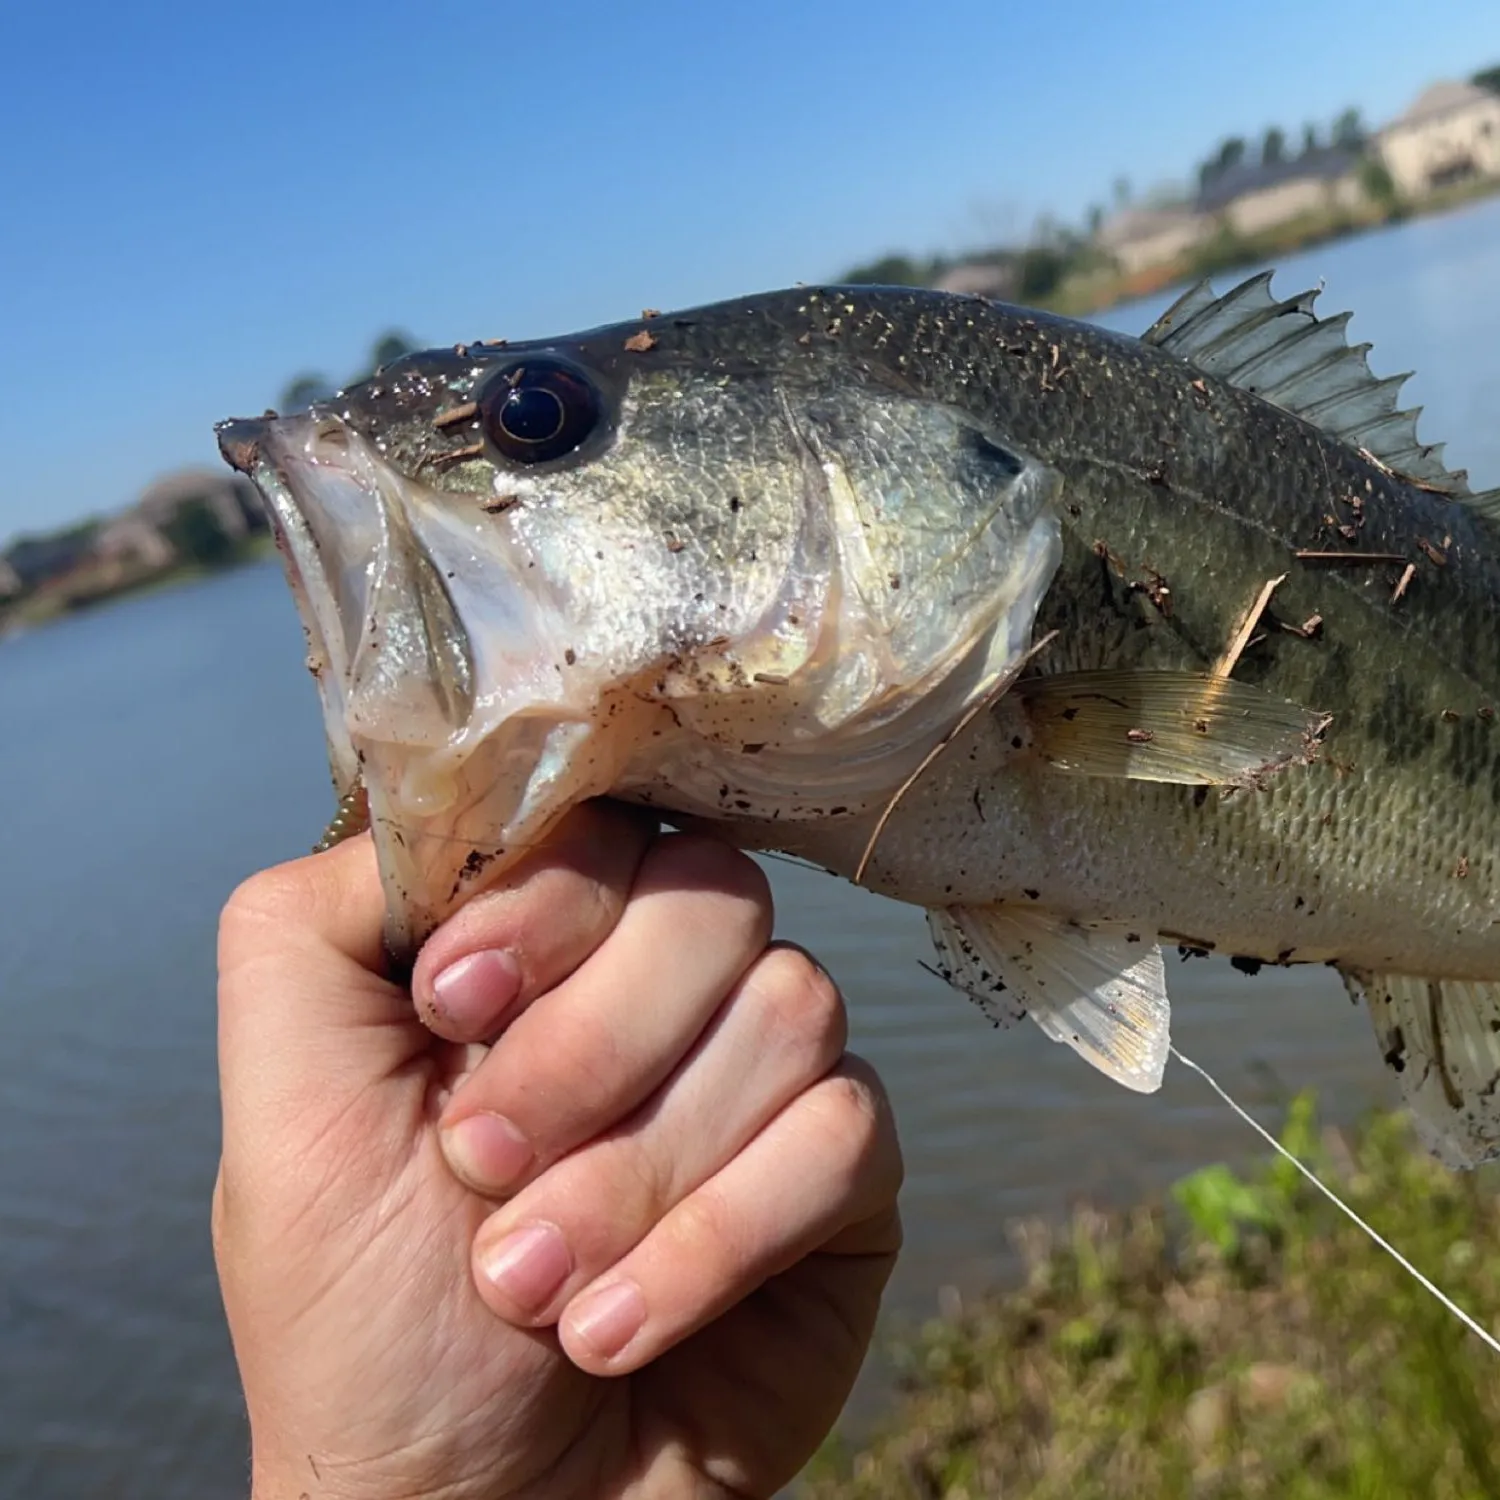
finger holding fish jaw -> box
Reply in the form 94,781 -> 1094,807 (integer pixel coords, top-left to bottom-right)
409,799 -> 659,1042
406,802 -> 898,1372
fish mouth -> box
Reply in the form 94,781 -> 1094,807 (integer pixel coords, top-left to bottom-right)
217,411 -> 600,965
218,409 -> 478,774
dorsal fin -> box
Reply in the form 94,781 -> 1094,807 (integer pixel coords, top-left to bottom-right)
1143,272 -> 1500,515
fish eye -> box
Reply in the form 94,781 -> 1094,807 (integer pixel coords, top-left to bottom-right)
478,358 -> 601,465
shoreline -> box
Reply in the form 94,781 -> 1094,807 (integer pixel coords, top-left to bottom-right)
1037,176 -> 1500,320
0,534 -> 276,641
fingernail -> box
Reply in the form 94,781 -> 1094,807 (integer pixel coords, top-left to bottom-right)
479,1223 -> 571,1313
431,949 -> 521,1034
568,1280 -> 646,1359
443,1111 -> 533,1192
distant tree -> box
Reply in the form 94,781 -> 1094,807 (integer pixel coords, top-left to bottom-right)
1086,203 -> 1105,236
55,517 -> 103,547
1262,126 -> 1287,165
1474,64 -> 1500,95
162,498 -> 237,568
279,372 -> 335,413
1359,155 -> 1399,208
1016,246 -> 1066,302
841,254 -> 930,286
1111,175 -> 1132,208
370,330 -> 420,373
1300,122 -> 1319,156
1141,181 -> 1189,209
1331,107 -> 1366,151
1198,135 -> 1248,192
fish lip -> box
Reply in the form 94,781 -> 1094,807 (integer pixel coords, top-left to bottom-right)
215,417 -> 266,478
214,410 -> 382,801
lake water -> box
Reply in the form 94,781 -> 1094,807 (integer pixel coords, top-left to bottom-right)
4,195 -> 1500,1497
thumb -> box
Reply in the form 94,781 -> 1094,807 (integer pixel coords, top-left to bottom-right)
216,835 -> 415,1148
215,802 -> 663,1143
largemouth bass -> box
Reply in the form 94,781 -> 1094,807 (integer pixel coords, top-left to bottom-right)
218,275 -> 1500,1168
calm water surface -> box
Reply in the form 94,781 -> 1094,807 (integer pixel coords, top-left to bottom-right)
4,197 -> 1499,1497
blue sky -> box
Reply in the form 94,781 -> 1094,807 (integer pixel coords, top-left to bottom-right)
3,0 -> 1498,537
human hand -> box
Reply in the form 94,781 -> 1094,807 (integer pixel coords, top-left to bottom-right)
213,804 -> 903,1500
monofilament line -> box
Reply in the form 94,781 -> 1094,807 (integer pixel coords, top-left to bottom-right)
1170,1043 -> 1500,1358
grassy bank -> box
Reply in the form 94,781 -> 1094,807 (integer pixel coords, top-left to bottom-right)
802,1098 -> 1500,1499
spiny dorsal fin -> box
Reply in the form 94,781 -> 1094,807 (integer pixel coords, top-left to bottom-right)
1143,272 -> 1500,516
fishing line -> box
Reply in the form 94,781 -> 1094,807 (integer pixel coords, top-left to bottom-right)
1170,1043 -> 1500,1357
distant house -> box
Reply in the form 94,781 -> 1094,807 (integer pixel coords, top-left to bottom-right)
1096,204 -> 1210,276
1198,148 -> 1364,236
1378,80 -> 1500,196
93,513 -> 175,572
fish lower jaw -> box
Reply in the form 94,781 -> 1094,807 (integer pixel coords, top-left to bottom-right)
362,695 -> 675,961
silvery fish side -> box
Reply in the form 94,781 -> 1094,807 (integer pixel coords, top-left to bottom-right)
220,276 -> 1500,1169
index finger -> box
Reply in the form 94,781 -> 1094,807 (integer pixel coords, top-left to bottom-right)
218,800 -> 657,1068
410,800 -> 659,1042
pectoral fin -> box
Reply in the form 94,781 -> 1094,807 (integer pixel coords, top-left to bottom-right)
1014,669 -> 1329,786
928,903 -> 1170,1092
1340,968 -> 1500,1168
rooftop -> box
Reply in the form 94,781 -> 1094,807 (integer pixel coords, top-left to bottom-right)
1386,79 -> 1496,131
1197,147 -> 1360,213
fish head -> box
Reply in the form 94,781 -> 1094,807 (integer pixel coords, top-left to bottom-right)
219,291 -> 1063,962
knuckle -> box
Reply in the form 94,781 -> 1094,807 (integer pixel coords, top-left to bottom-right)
818,1070 -> 880,1139
545,800 -> 658,868
748,945 -> 847,1061
549,1134 -> 671,1244
812,1062 -> 904,1194
219,860 -> 317,944
626,1140 -> 677,1225
666,1178 -> 743,1262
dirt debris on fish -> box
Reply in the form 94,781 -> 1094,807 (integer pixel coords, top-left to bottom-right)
219,272 -> 1500,1169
